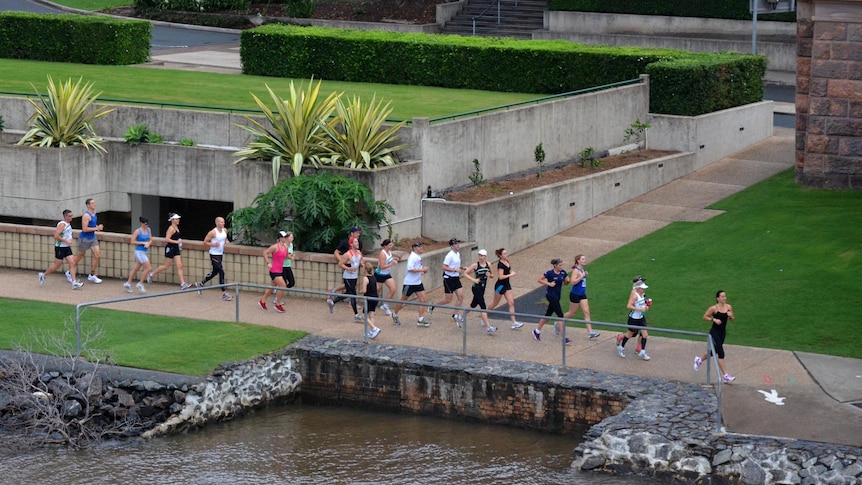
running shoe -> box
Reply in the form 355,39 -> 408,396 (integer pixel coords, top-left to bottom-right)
532,329 -> 541,341
587,331 -> 600,339
326,286 -> 335,313
564,337 -> 572,346
136,282 -> 146,293
693,356 -> 703,372
723,374 -> 736,384
354,314 -> 364,322
454,315 -> 463,329
487,326 -> 498,334
427,306 -> 434,316
65,270 -> 73,283
194,281 -> 203,295
511,321 -> 524,330
381,303 -> 391,316
638,349 -> 651,361
146,272 -> 153,284
88,274 -> 103,284
123,281 -> 132,293
417,318 -> 430,327
368,327 -> 381,339
222,293 -> 233,301
180,282 -> 191,290
391,313 -> 401,326
258,299 -> 268,311
617,345 -> 626,358
72,280 -> 83,289
38,272 -> 45,286
275,303 -> 286,313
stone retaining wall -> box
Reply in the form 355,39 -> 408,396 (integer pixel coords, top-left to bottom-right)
288,336 -> 862,484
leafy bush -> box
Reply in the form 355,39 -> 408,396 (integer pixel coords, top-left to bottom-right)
17,77 -> 114,152
180,138 -> 195,147
124,123 -> 149,146
133,0 -> 251,13
0,114 -> 4,133
124,124 -> 163,145
534,143 -> 546,178
227,172 -> 394,251
468,158 -> 484,186
285,0 -> 316,17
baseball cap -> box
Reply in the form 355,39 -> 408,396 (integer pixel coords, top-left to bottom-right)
168,213 -> 181,221
448,238 -> 461,246
477,249 -> 487,256
412,241 -> 423,248
349,226 -> 360,233
634,282 -> 649,289
278,230 -> 288,238
139,216 -> 149,224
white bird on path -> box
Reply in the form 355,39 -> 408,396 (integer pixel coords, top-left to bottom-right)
757,389 -> 786,405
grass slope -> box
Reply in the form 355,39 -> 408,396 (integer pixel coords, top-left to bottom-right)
0,298 -> 305,376
559,170 -> 862,358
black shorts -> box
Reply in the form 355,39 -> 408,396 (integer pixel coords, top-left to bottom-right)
495,281 -> 511,294
374,272 -> 392,282
269,271 -> 283,280
165,245 -> 181,259
443,277 -> 462,293
569,293 -> 587,304
402,284 -> 425,297
627,316 -> 647,333
54,246 -> 73,260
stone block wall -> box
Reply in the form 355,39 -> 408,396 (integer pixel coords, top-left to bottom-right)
288,336 -> 862,484
795,0 -> 862,188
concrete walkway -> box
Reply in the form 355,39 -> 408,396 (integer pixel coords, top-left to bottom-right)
4,127 -> 860,448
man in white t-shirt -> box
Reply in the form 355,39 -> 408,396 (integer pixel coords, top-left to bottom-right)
430,238 -> 466,327
194,216 -> 232,301
391,241 -> 430,327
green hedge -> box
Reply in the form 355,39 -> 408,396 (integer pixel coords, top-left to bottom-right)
646,55 -> 768,116
240,25 -> 766,116
0,12 -> 150,65
547,0 -> 795,22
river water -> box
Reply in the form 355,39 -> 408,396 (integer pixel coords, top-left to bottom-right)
4,405 -> 664,484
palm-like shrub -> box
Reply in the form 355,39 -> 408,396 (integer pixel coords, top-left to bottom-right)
234,80 -> 340,184
320,95 -> 409,170
17,77 -> 114,153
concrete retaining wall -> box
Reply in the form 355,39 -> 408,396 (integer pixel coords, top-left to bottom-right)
540,12 -> 796,78
649,101 -> 774,171
407,80 -> 650,196
0,222 -> 468,294
422,152 -> 695,253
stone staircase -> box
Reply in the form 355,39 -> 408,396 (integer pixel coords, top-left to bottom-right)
440,0 -> 546,39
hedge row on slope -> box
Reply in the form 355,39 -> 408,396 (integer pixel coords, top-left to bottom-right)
547,0 -> 796,22
240,25 -> 767,116
0,12 -> 151,65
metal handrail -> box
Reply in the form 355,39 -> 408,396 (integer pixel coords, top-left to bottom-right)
471,0 -> 519,36
75,280 -> 724,431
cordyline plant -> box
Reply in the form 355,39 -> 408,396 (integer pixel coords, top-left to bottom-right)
319,94 -> 409,170
17,76 -> 114,153
234,80 -> 340,184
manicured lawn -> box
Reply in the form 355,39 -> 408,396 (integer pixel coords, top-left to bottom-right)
37,0 -> 129,10
0,298 -> 306,376
0,59 -> 539,121
559,170 -> 862,359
